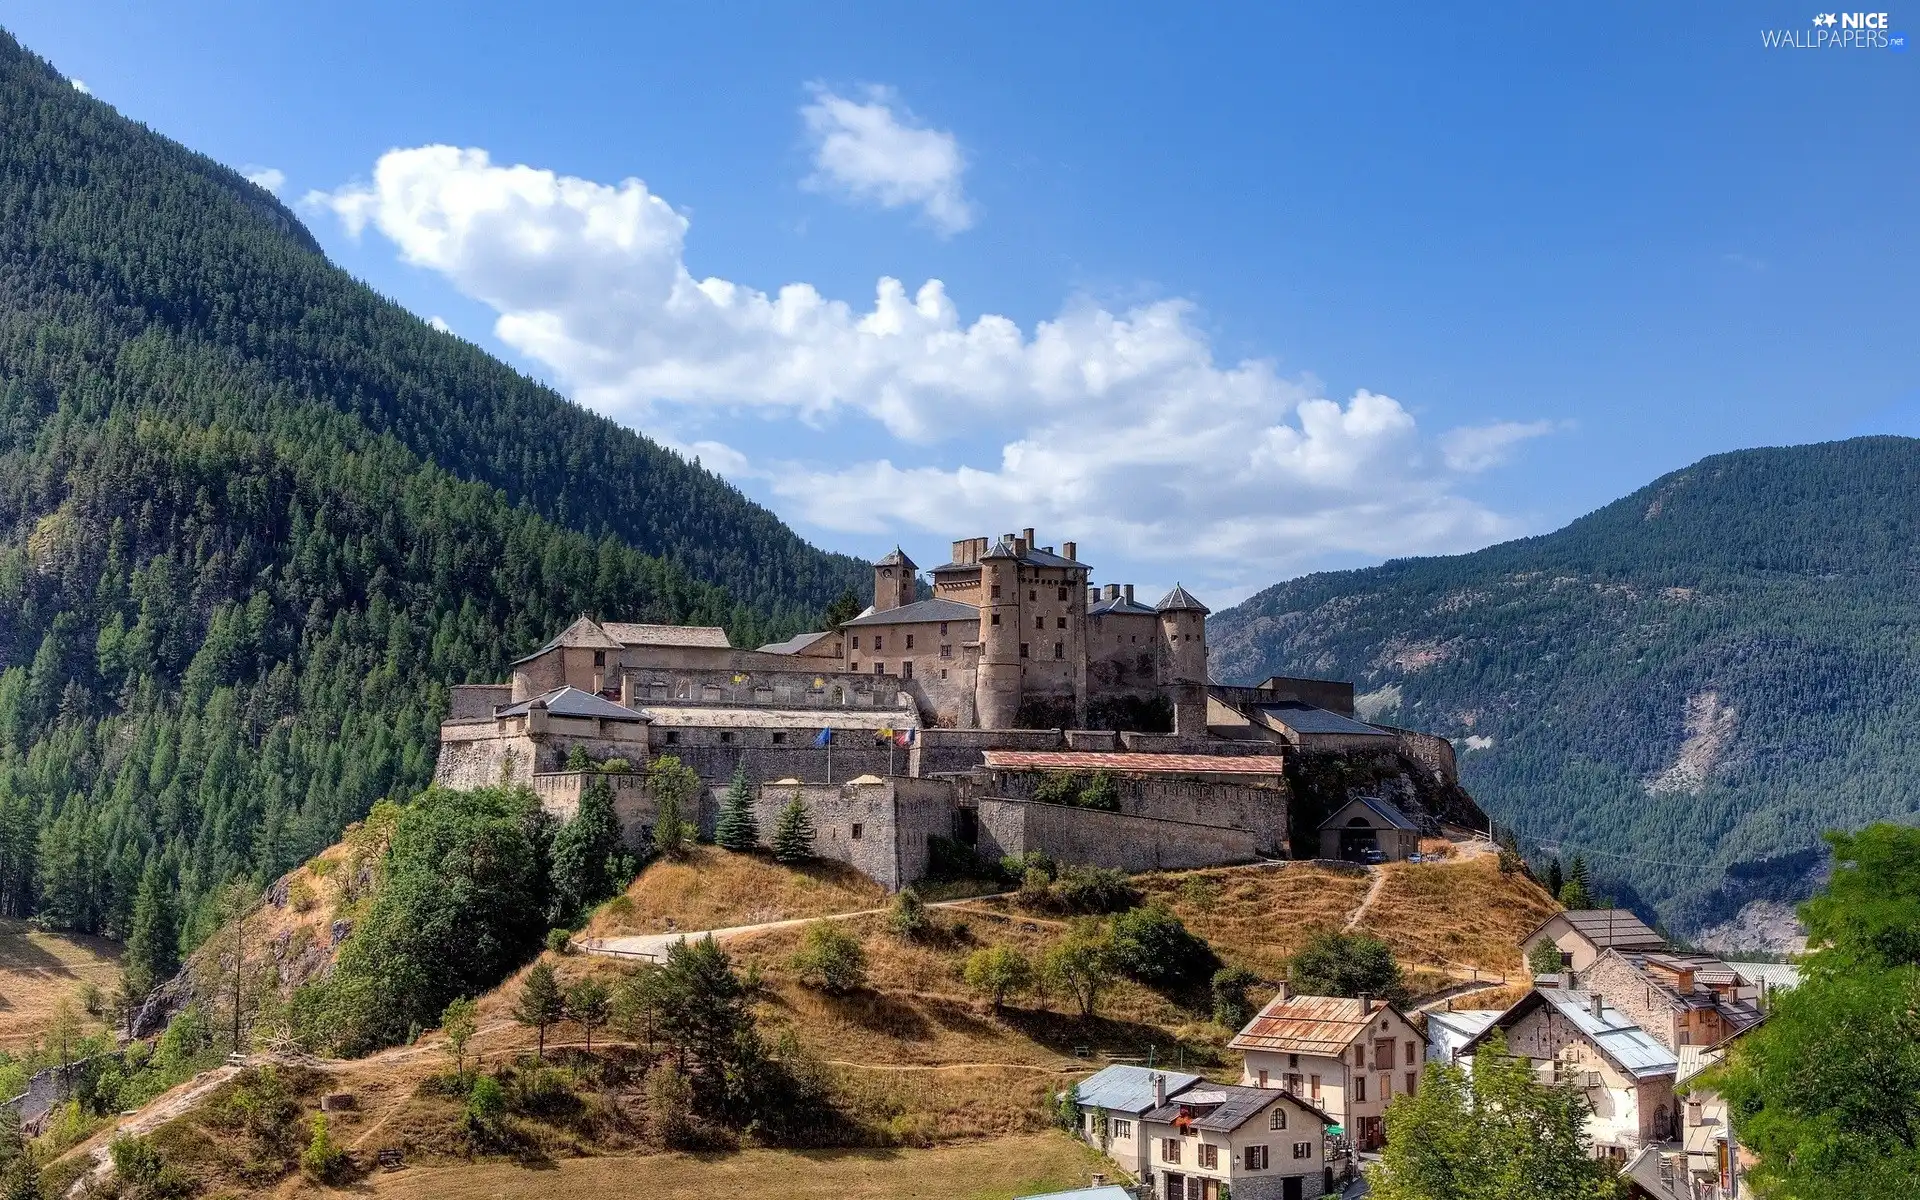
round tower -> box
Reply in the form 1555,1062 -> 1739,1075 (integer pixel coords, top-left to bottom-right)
975,536 -> 1023,729
1155,583 -> 1211,737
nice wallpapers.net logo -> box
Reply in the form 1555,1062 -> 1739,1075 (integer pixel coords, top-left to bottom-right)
1762,11 -> 1908,48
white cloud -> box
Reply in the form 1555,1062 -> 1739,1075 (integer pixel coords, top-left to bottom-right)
310,145 -> 1548,585
427,315 -> 453,333
800,85 -> 972,235
1439,420 -> 1556,472
70,78 -> 90,94
243,166 -> 286,196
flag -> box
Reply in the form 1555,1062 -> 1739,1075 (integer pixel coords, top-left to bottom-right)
876,725 -> 894,745
813,728 -> 832,747
894,730 -> 910,748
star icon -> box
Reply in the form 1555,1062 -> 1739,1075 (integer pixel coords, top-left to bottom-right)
1814,12 -> 1837,26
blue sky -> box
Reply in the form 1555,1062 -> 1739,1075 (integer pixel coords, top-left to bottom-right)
10,1 -> 1916,605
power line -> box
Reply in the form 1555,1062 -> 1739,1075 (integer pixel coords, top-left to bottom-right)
1502,825 -> 1719,870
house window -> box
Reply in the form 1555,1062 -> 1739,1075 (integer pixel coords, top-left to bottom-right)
1309,1074 -> 1321,1100
1406,1071 -> 1419,1096
906,634 -> 915,649
593,650 -> 605,666
1354,1076 -> 1366,1102
851,662 -> 860,672
939,622 -> 948,635
1054,643 -> 1064,659
1293,1142 -> 1315,1160
940,644 -> 951,658
1161,1139 -> 1181,1164
1288,1054 -> 1299,1068
1111,1118 -> 1132,1140
1198,1144 -> 1218,1169
772,732 -> 787,745
991,614 -> 1002,626
719,732 -> 733,744
1285,1073 -> 1302,1094
664,731 -> 680,745
1257,1069 -> 1268,1087
850,824 -> 863,840
874,662 -> 885,675
1029,590 -> 1036,601
1354,1045 -> 1366,1067
852,636 -> 860,649
1269,1109 -> 1287,1130
1020,644 -> 1030,658
1379,1074 -> 1391,1100
1405,1041 -> 1417,1066
903,661 -> 914,680
1244,1145 -> 1269,1171
875,636 -> 884,651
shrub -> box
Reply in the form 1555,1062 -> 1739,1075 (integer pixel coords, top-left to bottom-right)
1044,919 -> 1118,1019
1078,771 -> 1120,811
545,927 -> 574,955
1018,867 -> 1055,909
1179,873 -> 1222,912
644,1064 -> 696,1149
111,1134 -> 191,1198
963,946 -> 1034,1010
1287,930 -> 1408,1005
885,888 -> 930,941
1210,966 -> 1259,1028
1053,865 -> 1139,915
791,922 -> 867,993
300,1113 -> 349,1184
1111,903 -> 1218,987
465,1074 -> 506,1137
1000,850 -> 1053,882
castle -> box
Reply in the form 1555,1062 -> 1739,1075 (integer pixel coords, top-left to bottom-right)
434,525 -> 1483,890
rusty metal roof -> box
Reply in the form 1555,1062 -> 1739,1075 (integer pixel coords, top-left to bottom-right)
983,751 -> 1288,776
1227,994 -> 1404,1056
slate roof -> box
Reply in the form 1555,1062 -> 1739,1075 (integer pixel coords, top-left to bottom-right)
1088,594 -> 1156,616
1319,794 -> 1421,832
1469,989 -> 1678,1081
1155,583 -> 1209,613
494,686 -> 649,723
1142,1083 -> 1334,1132
984,751 -> 1289,776
600,622 -> 732,649
509,615 -> 626,665
1228,994 -> 1407,1056
1526,909 -> 1666,951
755,630 -> 835,655
840,597 -> 980,627
936,537 -> 1089,573
874,546 -> 917,569
1071,1064 -> 1202,1115
1258,702 -> 1394,739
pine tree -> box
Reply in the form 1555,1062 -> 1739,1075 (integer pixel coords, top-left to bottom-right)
771,791 -> 815,864
123,860 -> 180,1004
551,774 -> 623,919
1545,857 -> 1564,897
648,756 -> 699,860
714,763 -> 759,852
513,960 -> 565,1061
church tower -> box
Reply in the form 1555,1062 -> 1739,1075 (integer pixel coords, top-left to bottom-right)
873,547 -> 916,612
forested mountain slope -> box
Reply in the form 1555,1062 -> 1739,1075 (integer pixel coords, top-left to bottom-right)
1211,436 -> 1920,933
0,31 -> 864,946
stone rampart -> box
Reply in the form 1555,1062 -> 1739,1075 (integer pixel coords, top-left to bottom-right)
974,799 -> 1262,874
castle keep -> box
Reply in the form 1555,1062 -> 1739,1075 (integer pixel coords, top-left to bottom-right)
434,525 -> 1482,890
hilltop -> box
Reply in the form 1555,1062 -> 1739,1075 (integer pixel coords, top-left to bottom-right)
0,26 -> 867,947
1211,436 -> 1920,936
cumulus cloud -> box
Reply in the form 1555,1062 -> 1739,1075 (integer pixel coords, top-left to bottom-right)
243,166 -> 286,196
800,85 -> 972,235
426,315 -> 453,333
70,78 -> 90,94
309,145 -> 1546,582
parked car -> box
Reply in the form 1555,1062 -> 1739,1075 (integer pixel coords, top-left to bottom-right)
1360,848 -> 1389,865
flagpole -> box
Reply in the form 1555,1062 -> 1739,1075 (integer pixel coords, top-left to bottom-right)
827,730 -> 833,785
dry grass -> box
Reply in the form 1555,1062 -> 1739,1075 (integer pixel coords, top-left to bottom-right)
0,917 -> 122,1049
1134,862 -> 1374,979
364,1133 -> 1112,1200
1355,856 -> 1559,979
585,846 -> 886,937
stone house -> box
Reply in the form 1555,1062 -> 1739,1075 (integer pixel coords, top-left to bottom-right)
1523,909 -> 1667,973
1068,1065 -> 1204,1184
1140,1081 -> 1335,1200
1462,987 -> 1680,1160
1577,950 -> 1763,1052
1316,794 -> 1422,863
1228,988 -> 1425,1153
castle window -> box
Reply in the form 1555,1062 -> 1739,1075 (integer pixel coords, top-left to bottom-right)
852,636 -> 860,649
1029,590 -> 1036,601
593,651 -> 605,666
1057,588 -> 1068,601
875,636 -> 884,650
719,732 -> 733,744
851,823 -> 863,839
991,614 -> 1001,626
1057,616 -> 1067,629
1054,642 -> 1064,659
851,662 -> 860,672
1035,616 -> 1044,629
874,662 -> 886,675
991,585 -> 1002,599
1020,644 -> 1030,658
939,622 -> 948,635
940,644 -> 951,658
664,731 -> 680,745
772,732 -> 787,745
940,669 -> 948,679
906,634 -> 914,649
902,661 -> 914,680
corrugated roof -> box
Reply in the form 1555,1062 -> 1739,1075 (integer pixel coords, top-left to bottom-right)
1228,994 -> 1399,1056
495,686 -> 649,723
1536,990 -> 1679,1080
1675,1044 -> 1724,1087
1258,702 -> 1394,738
984,751 -> 1288,776
1425,1009 -> 1504,1041
1727,961 -> 1801,992
755,631 -> 835,655
1016,1188 -> 1134,1200
1071,1064 -> 1201,1115
601,622 -> 732,649
841,597 -> 980,627
1155,583 -> 1209,613
1319,794 -> 1421,832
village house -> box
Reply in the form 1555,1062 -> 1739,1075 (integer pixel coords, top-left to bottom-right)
1068,1065 -> 1204,1185
1423,1008 -> 1503,1065
1523,908 -> 1667,973
1227,987 -> 1425,1154
1139,1081 -> 1336,1200
1461,987 -> 1680,1161
1577,949 -> 1764,1051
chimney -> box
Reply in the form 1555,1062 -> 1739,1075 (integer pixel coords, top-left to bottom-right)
1359,993 -> 1373,1014
1064,541 -> 1077,561
1022,526 -> 1036,547
619,672 -> 634,708
1123,584 -> 1135,603
1105,583 -> 1120,600
1090,1174 -> 1108,1188
1685,1098 -> 1702,1128
952,539 -> 971,565
1590,992 -> 1604,1018
1153,1073 -> 1167,1108
1088,587 -> 1100,607
1275,980 -> 1291,1002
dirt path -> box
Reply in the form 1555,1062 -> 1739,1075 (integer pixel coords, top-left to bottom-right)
68,1064 -> 243,1196
1342,867 -> 1387,932
578,895 -> 1008,961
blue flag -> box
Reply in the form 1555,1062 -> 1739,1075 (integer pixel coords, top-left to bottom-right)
813,727 -> 831,747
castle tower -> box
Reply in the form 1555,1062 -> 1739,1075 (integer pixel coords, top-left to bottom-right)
975,536 -> 1023,729
1156,583 -> 1211,737
873,547 -> 916,612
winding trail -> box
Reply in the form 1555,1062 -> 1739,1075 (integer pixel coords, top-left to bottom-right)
68,1064 -> 244,1196
577,894 -> 1008,961
1342,866 -> 1388,932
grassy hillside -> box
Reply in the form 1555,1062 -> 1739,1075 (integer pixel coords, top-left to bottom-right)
1210,436 -> 1920,933
0,27 -> 868,947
